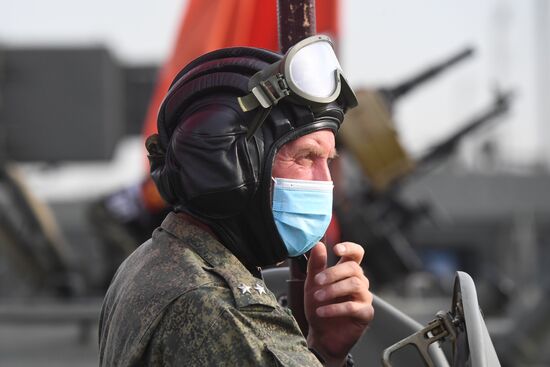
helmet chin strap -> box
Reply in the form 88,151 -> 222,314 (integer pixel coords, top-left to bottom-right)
246,105 -> 273,140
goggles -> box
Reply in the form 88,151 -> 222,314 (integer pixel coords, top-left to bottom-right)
238,35 -> 358,139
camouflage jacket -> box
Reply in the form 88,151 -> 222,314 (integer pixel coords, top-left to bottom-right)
99,212 -> 322,366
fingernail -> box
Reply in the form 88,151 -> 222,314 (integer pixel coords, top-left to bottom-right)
316,307 -> 326,317
315,273 -> 326,285
335,244 -> 346,254
314,290 -> 326,301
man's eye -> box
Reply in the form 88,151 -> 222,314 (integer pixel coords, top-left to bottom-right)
296,155 -> 314,164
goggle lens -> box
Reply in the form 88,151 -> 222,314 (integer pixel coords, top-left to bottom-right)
289,41 -> 341,99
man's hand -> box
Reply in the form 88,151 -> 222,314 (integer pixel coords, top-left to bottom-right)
304,242 -> 373,367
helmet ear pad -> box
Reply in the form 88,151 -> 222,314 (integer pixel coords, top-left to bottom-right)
165,99 -> 260,219
151,71 -> 263,219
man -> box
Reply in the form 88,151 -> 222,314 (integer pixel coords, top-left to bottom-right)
99,36 -> 373,366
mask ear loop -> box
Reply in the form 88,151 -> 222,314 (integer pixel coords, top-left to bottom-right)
297,254 -> 309,273
246,105 -> 273,140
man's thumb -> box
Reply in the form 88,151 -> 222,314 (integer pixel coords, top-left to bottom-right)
306,242 -> 328,280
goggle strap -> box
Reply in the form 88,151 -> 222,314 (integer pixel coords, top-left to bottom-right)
238,93 -> 260,112
242,74 -> 290,111
260,74 -> 290,106
246,105 -> 273,141
238,74 -> 289,113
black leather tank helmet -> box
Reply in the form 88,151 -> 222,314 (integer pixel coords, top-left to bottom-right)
147,39 -> 356,268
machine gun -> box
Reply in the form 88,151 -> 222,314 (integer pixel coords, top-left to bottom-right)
385,89 -> 513,221
380,47 -> 474,109
337,47 -> 513,288
340,46 -> 475,193
413,90 -> 511,178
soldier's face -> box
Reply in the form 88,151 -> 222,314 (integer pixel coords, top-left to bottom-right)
272,129 -> 336,181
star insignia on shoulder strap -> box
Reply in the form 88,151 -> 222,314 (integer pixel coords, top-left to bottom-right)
238,283 -> 252,295
254,284 -> 266,295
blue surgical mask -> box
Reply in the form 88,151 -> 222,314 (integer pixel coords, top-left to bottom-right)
271,177 -> 333,257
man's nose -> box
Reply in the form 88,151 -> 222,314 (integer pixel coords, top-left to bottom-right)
313,161 -> 332,181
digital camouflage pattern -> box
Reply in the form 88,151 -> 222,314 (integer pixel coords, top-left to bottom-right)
99,212 -> 322,366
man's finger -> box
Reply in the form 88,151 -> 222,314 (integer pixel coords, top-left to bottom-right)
312,261 -> 365,286
316,300 -> 374,321
333,242 -> 364,264
313,275 -> 370,303
306,242 -> 327,283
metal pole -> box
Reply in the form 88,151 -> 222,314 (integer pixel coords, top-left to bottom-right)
277,0 -> 316,336
277,0 -> 316,53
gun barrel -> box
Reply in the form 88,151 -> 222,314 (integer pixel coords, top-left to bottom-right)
387,47 -> 474,103
418,90 -> 513,168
